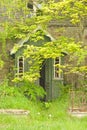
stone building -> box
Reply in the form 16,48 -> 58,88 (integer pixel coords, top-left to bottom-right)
0,0 -> 87,100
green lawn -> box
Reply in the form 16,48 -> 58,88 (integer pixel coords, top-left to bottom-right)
0,96 -> 87,130
0,114 -> 87,130
0,84 -> 87,130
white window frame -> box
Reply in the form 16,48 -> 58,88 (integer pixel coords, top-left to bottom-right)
54,57 -> 63,79
33,1 -> 37,15
27,1 -> 42,16
17,56 -> 24,77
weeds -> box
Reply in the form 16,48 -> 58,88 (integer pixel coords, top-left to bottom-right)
0,80 -> 87,130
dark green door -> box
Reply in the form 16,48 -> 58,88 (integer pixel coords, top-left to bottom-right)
39,61 -> 46,90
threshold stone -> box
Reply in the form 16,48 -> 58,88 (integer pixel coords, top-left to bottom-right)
0,109 -> 30,115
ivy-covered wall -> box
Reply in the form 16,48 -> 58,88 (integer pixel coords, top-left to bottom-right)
14,35 -> 63,100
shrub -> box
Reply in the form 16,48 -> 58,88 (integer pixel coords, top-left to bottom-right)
0,79 -> 30,109
18,81 -> 46,101
0,79 -> 21,97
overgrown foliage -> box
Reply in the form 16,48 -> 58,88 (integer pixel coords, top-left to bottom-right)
18,81 -> 46,101
0,79 -> 30,109
0,0 -> 87,96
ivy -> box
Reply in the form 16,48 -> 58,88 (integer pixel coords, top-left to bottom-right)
0,0 -> 87,96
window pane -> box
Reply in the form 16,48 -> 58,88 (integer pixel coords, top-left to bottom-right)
18,57 -> 24,77
54,57 -> 59,78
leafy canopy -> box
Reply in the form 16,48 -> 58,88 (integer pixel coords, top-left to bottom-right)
0,0 -> 87,82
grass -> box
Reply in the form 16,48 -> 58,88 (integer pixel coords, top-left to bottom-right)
0,94 -> 87,130
0,115 -> 87,130
0,82 -> 87,130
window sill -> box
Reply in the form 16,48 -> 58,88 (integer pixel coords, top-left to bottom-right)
53,78 -> 63,81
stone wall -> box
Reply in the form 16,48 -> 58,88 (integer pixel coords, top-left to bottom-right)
0,41 -> 14,83
48,25 -> 87,87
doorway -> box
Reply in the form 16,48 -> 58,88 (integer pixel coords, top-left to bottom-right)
39,61 -> 46,90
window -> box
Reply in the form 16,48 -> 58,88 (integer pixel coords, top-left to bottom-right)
27,0 -> 42,16
18,57 -> 24,77
27,1 -> 33,9
54,57 -> 62,79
